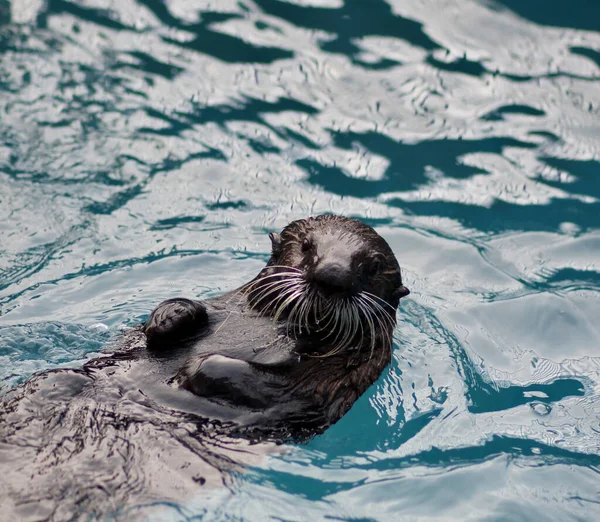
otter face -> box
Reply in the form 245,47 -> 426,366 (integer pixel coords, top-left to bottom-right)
245,215 -> 409,354
270,215 -> 408,303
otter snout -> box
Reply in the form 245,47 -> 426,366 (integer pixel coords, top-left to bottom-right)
310,261 -> 357,297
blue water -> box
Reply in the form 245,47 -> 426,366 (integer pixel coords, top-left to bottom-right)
1,0 -> 600,519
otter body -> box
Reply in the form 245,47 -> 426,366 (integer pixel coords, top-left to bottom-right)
0,215 -> 409,519
144,214 -> 410,436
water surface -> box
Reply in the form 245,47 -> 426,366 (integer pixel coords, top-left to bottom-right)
1,0 -> 599,520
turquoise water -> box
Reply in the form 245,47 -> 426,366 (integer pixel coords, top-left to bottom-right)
1,0 -> 600,519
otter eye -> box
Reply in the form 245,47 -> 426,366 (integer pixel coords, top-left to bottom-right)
301,237 -> 311,252
368,257 -> 382,276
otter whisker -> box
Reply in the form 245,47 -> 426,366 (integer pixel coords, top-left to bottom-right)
318,298 -> 339,337
236,273 -> 302,312
246,276 -> 301,300
248,270 -> 304,282
357,294 -> 394,370
347,299 -> 365,352
240,269 -> 304,295
362,291 -> 398,317
320,300 -> 342,343
258,281 -> 301,313
361,296 -> 394,345
255,264 -> 304,275
355,301 -> 366,349
273,287 -> 304,326
361,292 -> 398,367
313,292 -> 323,326
298,288 -> 315,335
225,280 -> 261,308
284,291 -> 302,333
378,321 -> 394,369
328,300 -> 361,357
285,282 -> 309,334
326,301 -> 346,349
243,272 -> 305,295
270,278 -> 302,302
359,294 -> 395,331
298,290 -> 311,331
347,299 -> 361,348
262,292 -> 299,325
272,284 -> 307,325
331,299 -> 355,352
355,297 -> 377,361
246,276 -> 302,307
247,283 -> 290,312
360,292 -> 397,329
304,291 -> 395,361
251,281 -> 300,316
338,300 -> 356,350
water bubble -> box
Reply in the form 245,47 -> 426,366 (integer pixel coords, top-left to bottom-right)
559,222 -> 581,236
530,401 -> 552,416
89,323 -> 109,331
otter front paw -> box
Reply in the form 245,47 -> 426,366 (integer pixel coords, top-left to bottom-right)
144,298 -> 208,347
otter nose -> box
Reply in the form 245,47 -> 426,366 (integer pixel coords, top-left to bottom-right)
312,262 -> 356,296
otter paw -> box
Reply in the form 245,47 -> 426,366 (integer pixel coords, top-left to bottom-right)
144,298 -> 208,346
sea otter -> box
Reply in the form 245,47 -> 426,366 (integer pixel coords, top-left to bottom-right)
143,214 -> 409,438
0,215 -> 409,519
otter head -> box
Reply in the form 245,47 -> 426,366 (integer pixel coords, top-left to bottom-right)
245,215 -> 409,355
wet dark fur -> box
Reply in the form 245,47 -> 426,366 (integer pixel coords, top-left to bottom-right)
0,215 -> 408,520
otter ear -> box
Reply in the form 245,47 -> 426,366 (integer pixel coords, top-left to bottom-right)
395,285 -> 410,299
269,232 -> 282,255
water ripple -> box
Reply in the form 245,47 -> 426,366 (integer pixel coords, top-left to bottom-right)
1,0 -> 600,519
